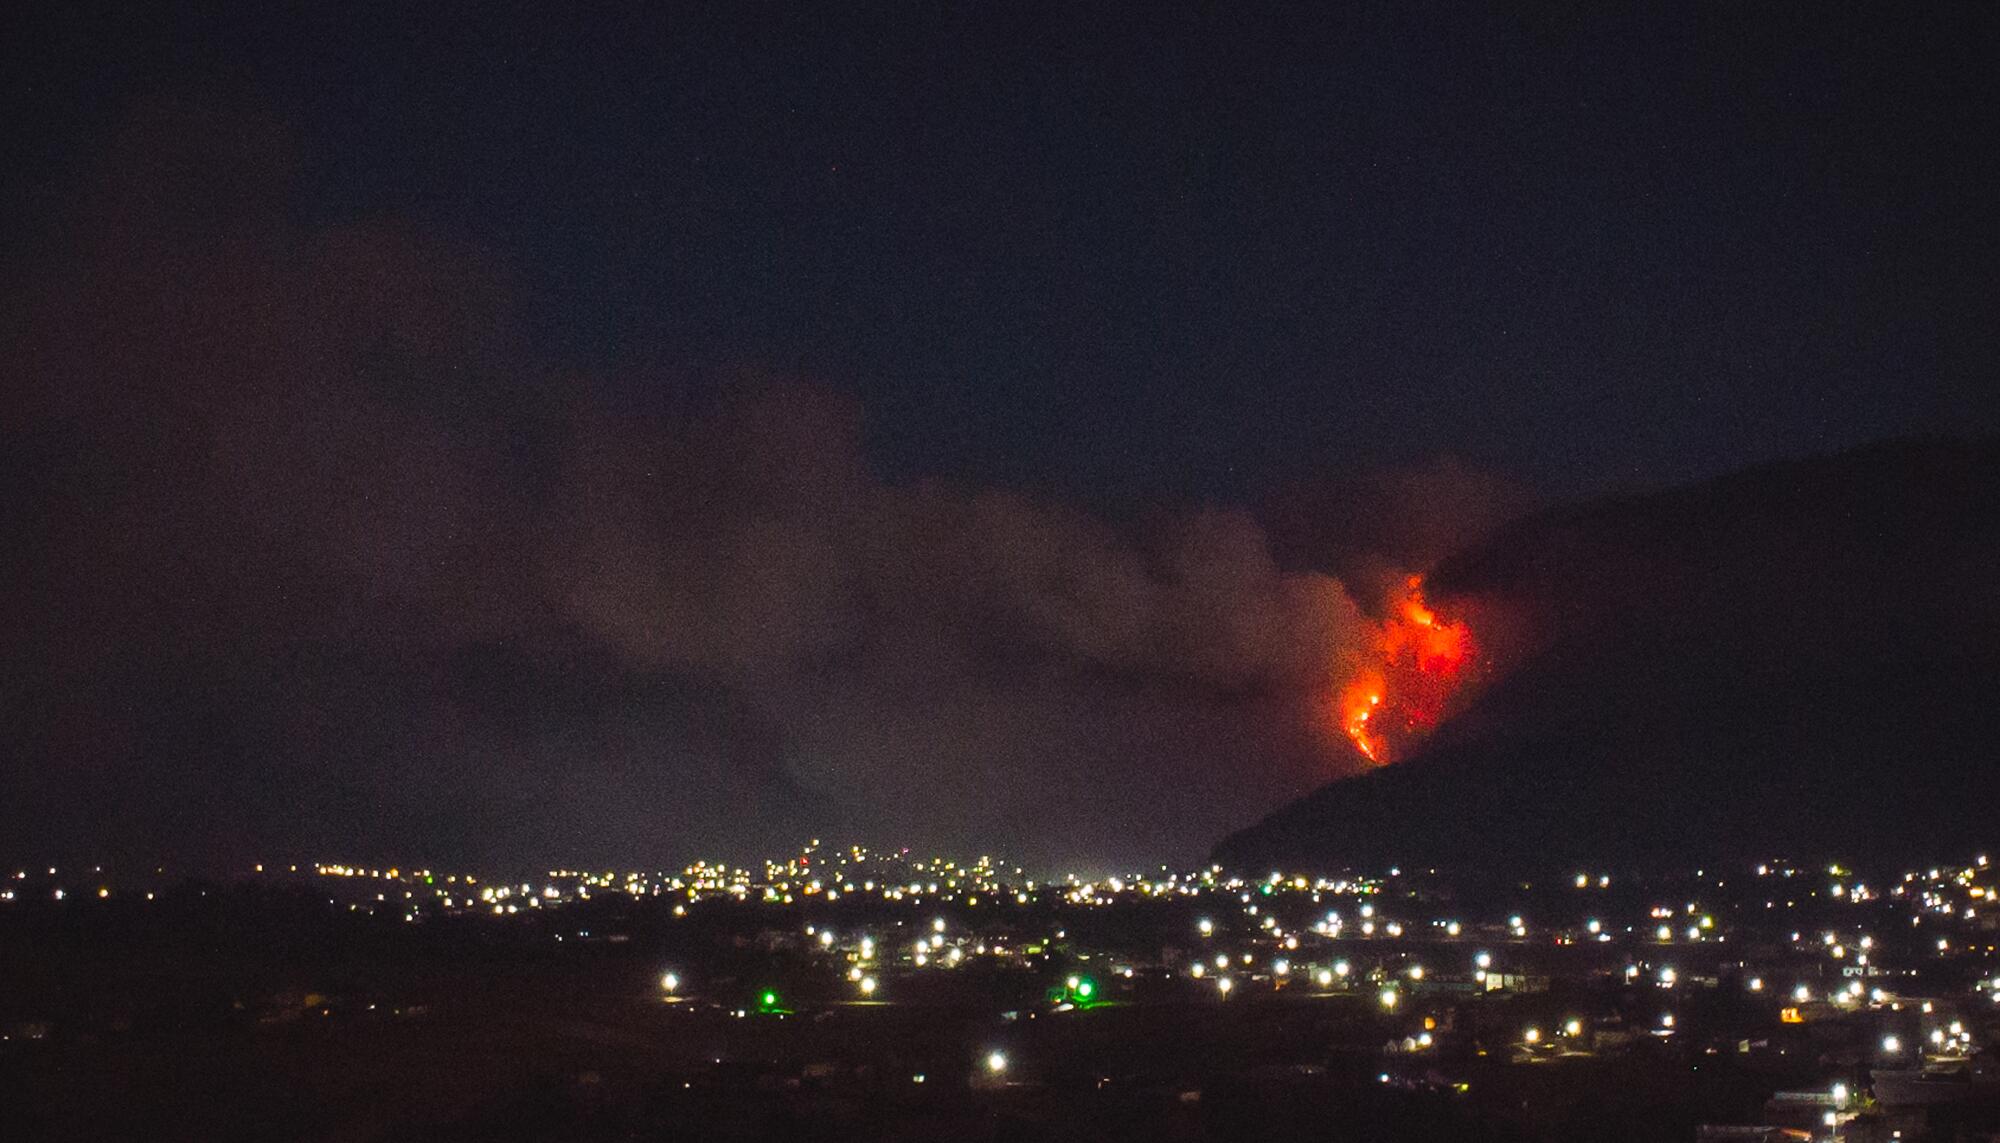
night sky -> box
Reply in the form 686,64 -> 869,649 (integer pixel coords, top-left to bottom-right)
5,3 -> 1994,873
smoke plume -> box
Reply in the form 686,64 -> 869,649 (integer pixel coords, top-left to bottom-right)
2,103 -> 1503,872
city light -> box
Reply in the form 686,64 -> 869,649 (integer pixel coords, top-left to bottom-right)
36,842 -> 2000,1133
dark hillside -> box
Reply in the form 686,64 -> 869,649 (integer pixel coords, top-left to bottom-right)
1218,437 -> 2000,872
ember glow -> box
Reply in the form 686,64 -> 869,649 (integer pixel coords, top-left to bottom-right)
1340,576 -> 1475,765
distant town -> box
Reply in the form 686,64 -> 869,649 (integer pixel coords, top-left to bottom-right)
5,844 -> 1998,1141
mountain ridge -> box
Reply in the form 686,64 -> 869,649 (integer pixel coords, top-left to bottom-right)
1216,436 -> 2000,873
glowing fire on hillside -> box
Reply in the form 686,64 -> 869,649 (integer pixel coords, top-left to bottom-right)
1340,575 -> 1474,764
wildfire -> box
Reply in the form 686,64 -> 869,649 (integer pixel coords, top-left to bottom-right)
1343,682 -> 1386,762
1341,575 -> 1473,765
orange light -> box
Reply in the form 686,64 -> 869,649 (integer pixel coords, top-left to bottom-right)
1339,674 -> 1388,763
1331,575 -> 1475,766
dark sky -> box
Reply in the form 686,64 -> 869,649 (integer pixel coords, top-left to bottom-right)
4,2 -> 1994,873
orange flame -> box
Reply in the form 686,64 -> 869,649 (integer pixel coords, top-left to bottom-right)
1342,678 -> 1386,763
1339,575 -> 1473,765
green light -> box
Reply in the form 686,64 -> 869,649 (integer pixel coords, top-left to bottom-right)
762,991 -> 778,1007
1076,980 -> 1094,999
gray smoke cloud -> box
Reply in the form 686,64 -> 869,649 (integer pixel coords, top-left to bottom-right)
2,102 -> 1516,873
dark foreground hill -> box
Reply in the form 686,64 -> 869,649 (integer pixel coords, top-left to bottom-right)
1217,437 -> 2000,874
